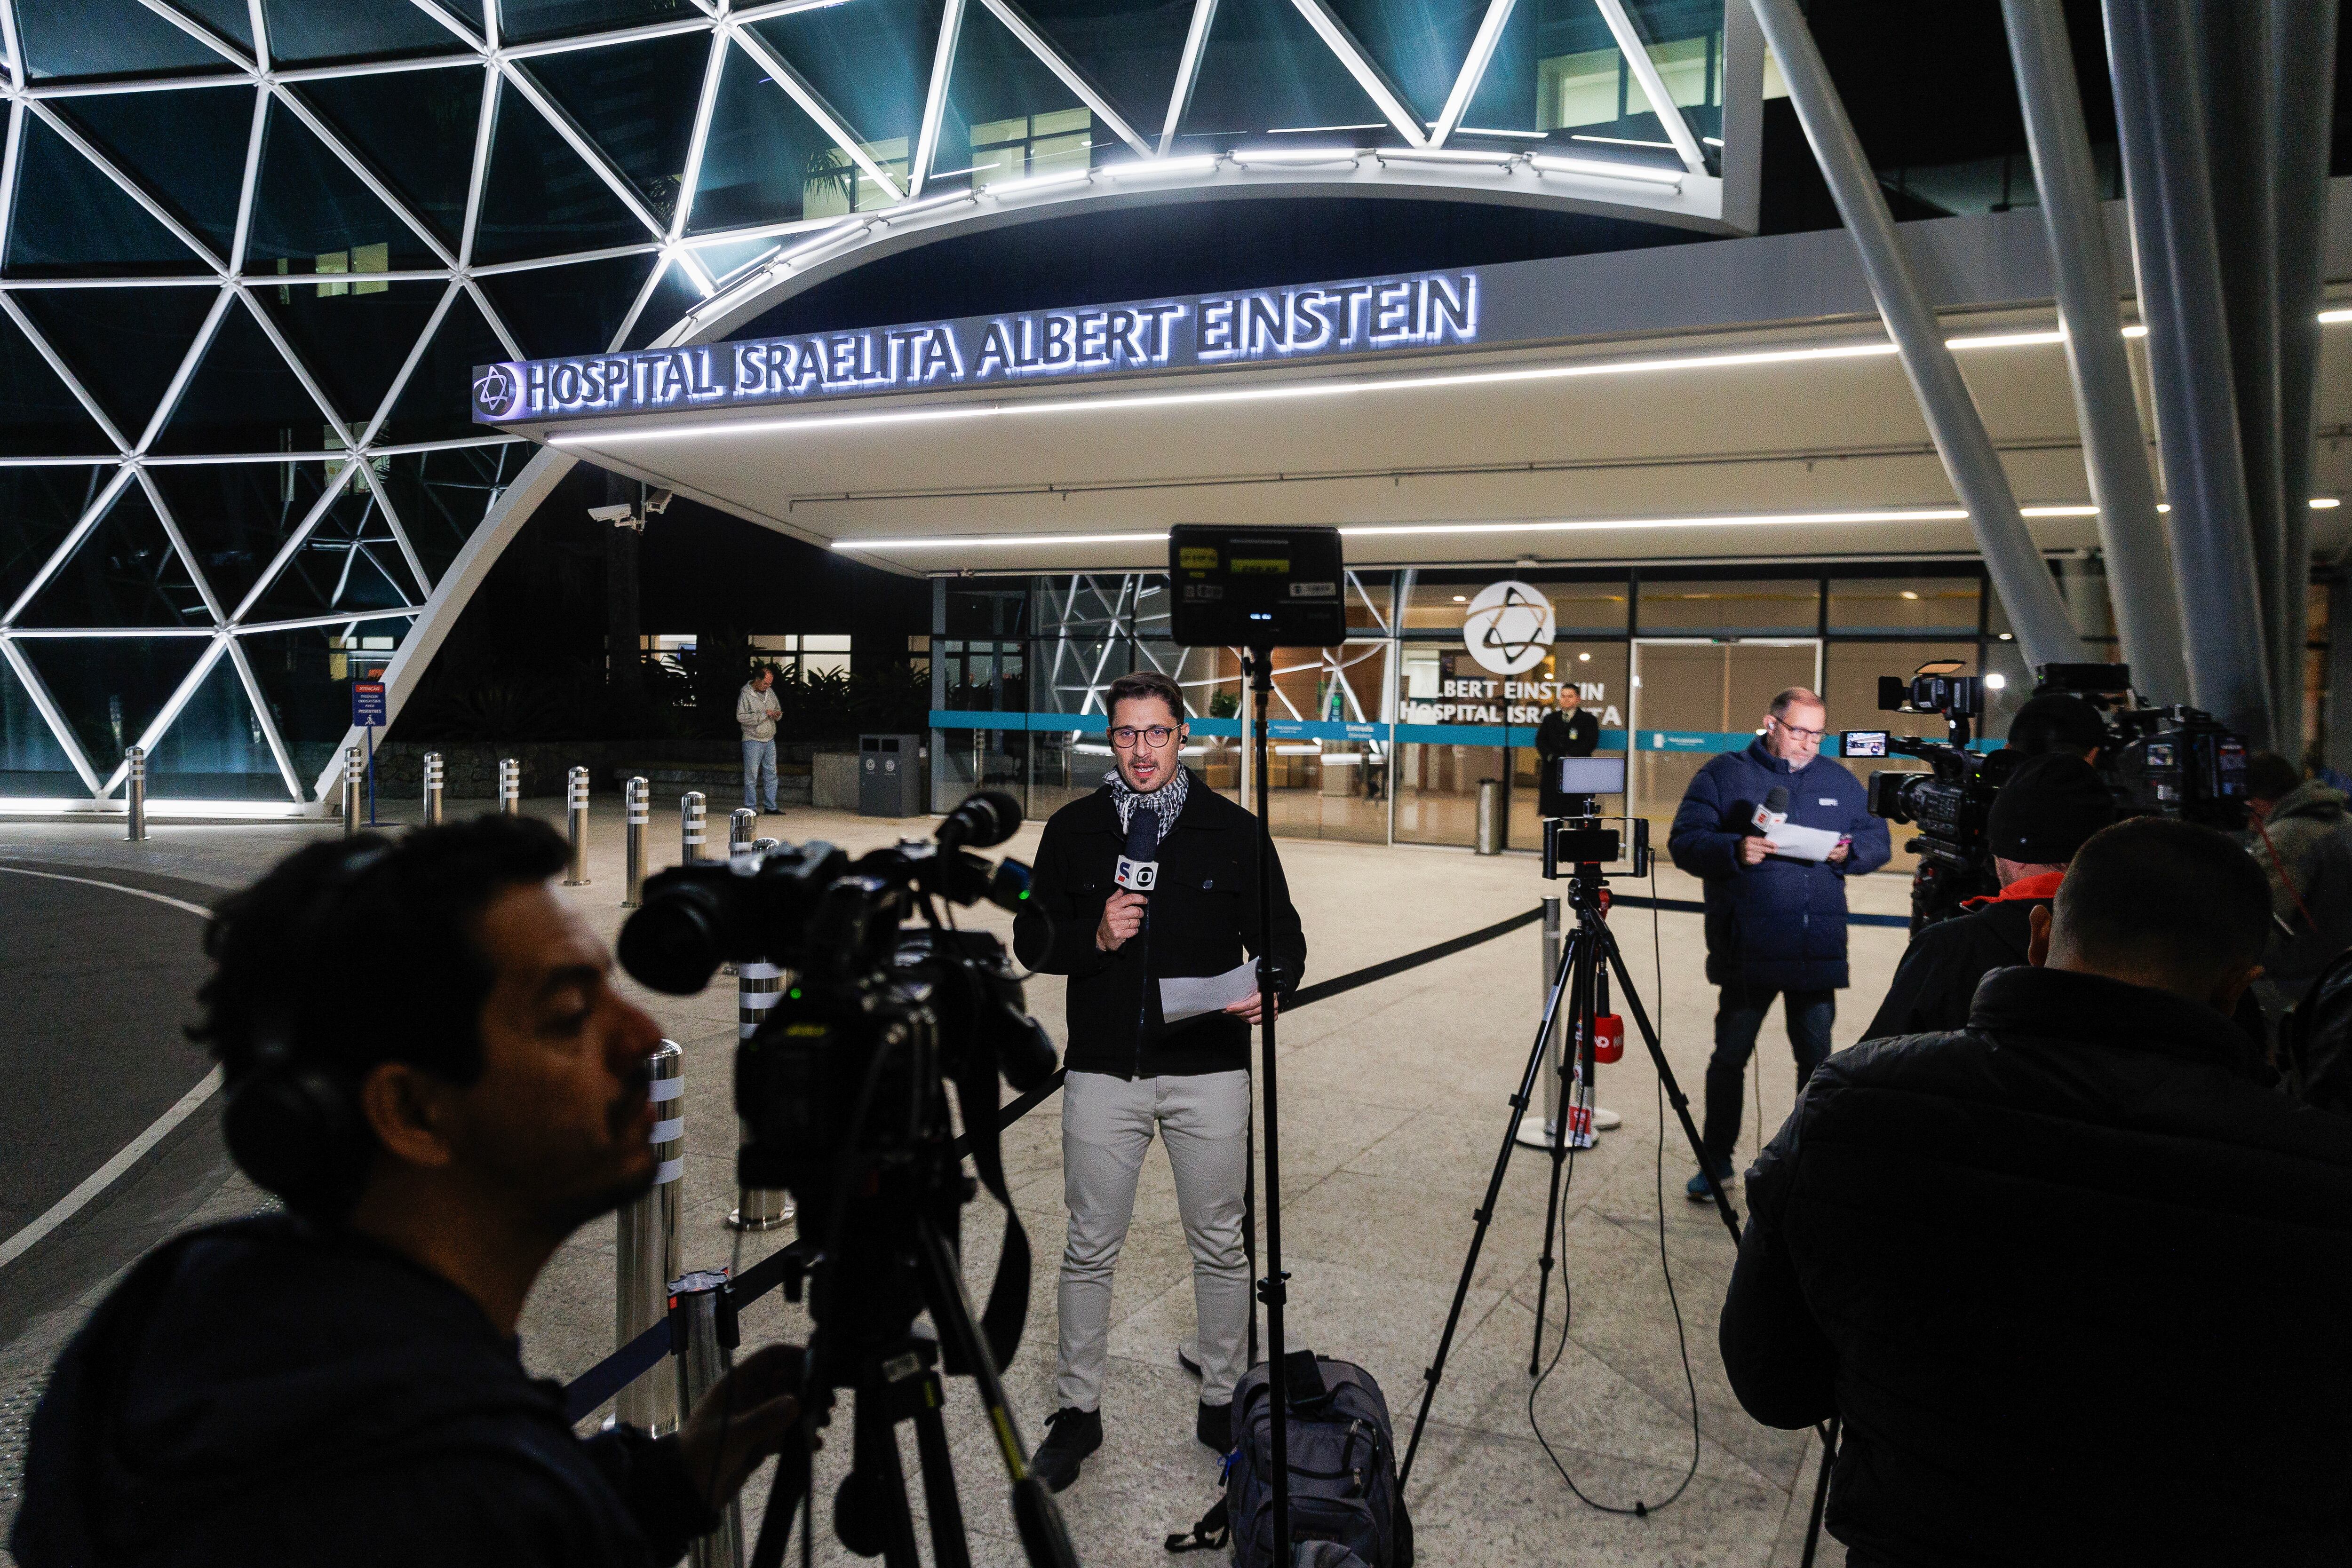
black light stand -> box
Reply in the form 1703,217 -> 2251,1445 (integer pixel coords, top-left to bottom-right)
1398,812 -> 1737,1492
1242,644 -> 1296,1560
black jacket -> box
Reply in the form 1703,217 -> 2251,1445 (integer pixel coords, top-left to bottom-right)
1861,887 -> 2044,1040
1533,708 -> 1598,760
13,1216 -> 716,1568
1720,966 -> 2352,1568
1013,774 -> 1306,1079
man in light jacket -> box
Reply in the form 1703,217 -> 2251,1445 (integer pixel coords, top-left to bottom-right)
737,665 -> 782,816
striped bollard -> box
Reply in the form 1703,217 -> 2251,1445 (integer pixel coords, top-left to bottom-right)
342,744 -> 363,839
681,791 -> 706,864
729,807 -> 756,856
499,757 -> 521,816
615,1040 -> 683,1433
623,776 -> 649,907
421,752 -> 444,827
729,958 -> 794,1232
564,766 -> 591,886
124,747 -> 147,842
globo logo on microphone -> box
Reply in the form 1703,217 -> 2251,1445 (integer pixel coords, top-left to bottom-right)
1116,856 -> 1159,892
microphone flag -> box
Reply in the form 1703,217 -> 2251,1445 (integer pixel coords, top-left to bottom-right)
1116,806 -> 1160,894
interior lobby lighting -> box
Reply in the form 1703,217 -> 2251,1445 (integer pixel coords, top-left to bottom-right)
2019,505 -> 2099,516
1947,330 -> 2067,349
2313,497 -> 2342,508
2320,309 -> 2352,324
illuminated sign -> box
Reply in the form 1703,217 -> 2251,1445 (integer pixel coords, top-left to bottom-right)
1462,579 -> 1556,676
472,268 -> 1480,425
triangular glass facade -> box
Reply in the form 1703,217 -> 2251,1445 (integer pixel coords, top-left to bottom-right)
0,0 -> 1713,807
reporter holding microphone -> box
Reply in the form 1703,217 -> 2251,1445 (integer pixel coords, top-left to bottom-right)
1013,671 -> 1306,1493
1667,688 -> 1888,1202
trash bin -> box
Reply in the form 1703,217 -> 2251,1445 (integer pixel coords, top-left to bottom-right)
1475,778 -> 1504,855
859,734 -> 923,817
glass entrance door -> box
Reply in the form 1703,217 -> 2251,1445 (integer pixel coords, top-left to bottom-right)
1628,639 -> 1823,832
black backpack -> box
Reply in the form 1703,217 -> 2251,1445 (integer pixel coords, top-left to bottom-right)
1168,1351 -> 1413,1568
2280,946 -> 2352,1114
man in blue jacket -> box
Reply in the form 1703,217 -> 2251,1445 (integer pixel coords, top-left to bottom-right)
1668,687 -> 1889,1201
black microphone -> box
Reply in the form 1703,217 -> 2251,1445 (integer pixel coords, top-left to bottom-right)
1116,806 -> 1161,897
1752,784 -> 1791,837
937,789 -> 1024,851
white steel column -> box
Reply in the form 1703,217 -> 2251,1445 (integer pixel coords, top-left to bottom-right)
1749,0 -> 2085,673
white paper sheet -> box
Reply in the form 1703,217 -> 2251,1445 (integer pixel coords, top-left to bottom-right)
1764,822 -> 1845,863
1160,959 -> 1261,1024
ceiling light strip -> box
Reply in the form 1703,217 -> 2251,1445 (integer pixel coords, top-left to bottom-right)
829,509 -> 1985,550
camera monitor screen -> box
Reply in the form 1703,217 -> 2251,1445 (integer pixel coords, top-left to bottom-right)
1556,756 -> 1627,794
1841,730 -> 1890,758
1167,524 -> 1347,648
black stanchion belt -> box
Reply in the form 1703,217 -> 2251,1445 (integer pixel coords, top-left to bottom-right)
561,890 -> 1893,1414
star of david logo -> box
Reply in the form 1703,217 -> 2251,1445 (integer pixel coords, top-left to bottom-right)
1463,580 -> 1558,675
473,362 -> 524,420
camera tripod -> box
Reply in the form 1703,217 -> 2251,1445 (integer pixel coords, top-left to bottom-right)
752,1210 -> 1079,1568
1398,818 -> 1739,1492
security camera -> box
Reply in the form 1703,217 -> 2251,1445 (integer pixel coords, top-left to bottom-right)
644,489 -> 674,515
588,502 -> 635,523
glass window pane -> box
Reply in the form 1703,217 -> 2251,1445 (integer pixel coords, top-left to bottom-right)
941,8 -> 1095,189
242,624 -> 407,787
523,32 -> 711,229
0,654 -> 85,796
1462,0 -> 1614,137
152,301 -> 333,455
295,67 -> 488,250
1637,575 -> 1819,635
477,252 -> 660,360
747,0 -> 941,172
0,313 -> 119,455
1404,571 -> 1628,634
473,85 -> 654,264
260,0 -> 458,66
146,654 -> 289,800
375,290 -> 513,446
1826,575 -> 1981,636
500,0 -> 683,45
0,467 -> 111,611
8,117 -> 213,278
16,483 -> 210,629
17,637 -> 210,776
18,1 -> 231,81
52,86 -> 257,263
691,43 -> 854,233
1176,0 -> 1398,151
1344,570 -> 1395,634
945,581 -> 1033,639
1004,3 -> 1189,142
152,461 -> 328,611
1268,642 -> 1390,843
373,445 -> 526,586
247,100 -> 440,271
253,279 -> 450,437
1322,0 -> 1488,127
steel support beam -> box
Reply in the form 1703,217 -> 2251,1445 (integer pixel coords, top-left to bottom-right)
2001,0 -> 2187,703
2104,0 -> 2275,744
2272,0 -> 2338,757
1748,0 -> 2085,673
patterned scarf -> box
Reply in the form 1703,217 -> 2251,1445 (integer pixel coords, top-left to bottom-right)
1104,763 -> 1189,838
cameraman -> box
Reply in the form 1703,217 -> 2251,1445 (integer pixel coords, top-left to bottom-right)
2005,689 -> 2107,759
2244,750 -> 2352,1015
1013,670 -> 1305,1491
1719,817 -> 2352,1567
13,816 -> 805,1568
1669,687 -> 1889,1202
1863,752 -> 2114,1038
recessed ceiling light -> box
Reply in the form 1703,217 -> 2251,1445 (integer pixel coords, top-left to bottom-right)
1452,594 -> 1467,602
1899,590 -> 1920,600
1577,652 -> 1590,661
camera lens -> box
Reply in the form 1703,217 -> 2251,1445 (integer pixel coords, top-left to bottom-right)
616,883 -> 728,994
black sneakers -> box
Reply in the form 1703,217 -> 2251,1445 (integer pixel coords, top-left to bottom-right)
1030,1406 -> 1103,1493
1196,1399 -> 1233,1455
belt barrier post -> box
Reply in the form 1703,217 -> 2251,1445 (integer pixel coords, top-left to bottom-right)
729,807 -> 756,855
565,767 -> 591,886
1474,778 -> 1503,855
499,757 -> 521,816
1517,895 -> 1565,1148
681,791 -> 707,864
124,747 -> 146,842
342,745 -> 362,839
670,1271 -> 745,1568
422,752 -> 444,827
729,959 -> 794,1232
623,776 -> 649,907
616,1040 -> 683,1432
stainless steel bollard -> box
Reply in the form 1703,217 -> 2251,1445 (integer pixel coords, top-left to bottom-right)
1517,895 -> 1565,1148
124,747 -> 146,842
729,807 -> 756,855
1474,778 -> 1503,855
422,752 -> 444,827
499,757 -> 521,816
565,766 -> 591,886
616,1041 -> 683,1432
670,1270 -> 745,1568
623,776 -> 649,907
681,791 -> 707,864
342,745 -> 363,839
728,960 -> 794,1232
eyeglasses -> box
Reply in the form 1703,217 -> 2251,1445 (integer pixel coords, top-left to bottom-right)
1109,725 -> 1178,748
1772,716 -> 1827,742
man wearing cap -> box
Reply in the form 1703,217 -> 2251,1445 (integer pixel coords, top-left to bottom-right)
1864,752 -> 2114,1039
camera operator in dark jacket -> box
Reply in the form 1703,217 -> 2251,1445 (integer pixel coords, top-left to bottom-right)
1012,670 -> 1305,1492
1720,817 -> 2352,1568
1863,752 -> 2113,1038
13,816 -> 807,1568
1668,687 -> 1889,1200
2244,750 -> 2352,1017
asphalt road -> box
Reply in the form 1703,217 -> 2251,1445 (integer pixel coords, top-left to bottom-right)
0,863 -> 229,1348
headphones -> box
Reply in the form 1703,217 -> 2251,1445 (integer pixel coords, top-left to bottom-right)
219,843 -> 392,1218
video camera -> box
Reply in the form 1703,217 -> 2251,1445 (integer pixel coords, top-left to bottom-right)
1845,660 -> 2250,931
615,792 -> 1072,1563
